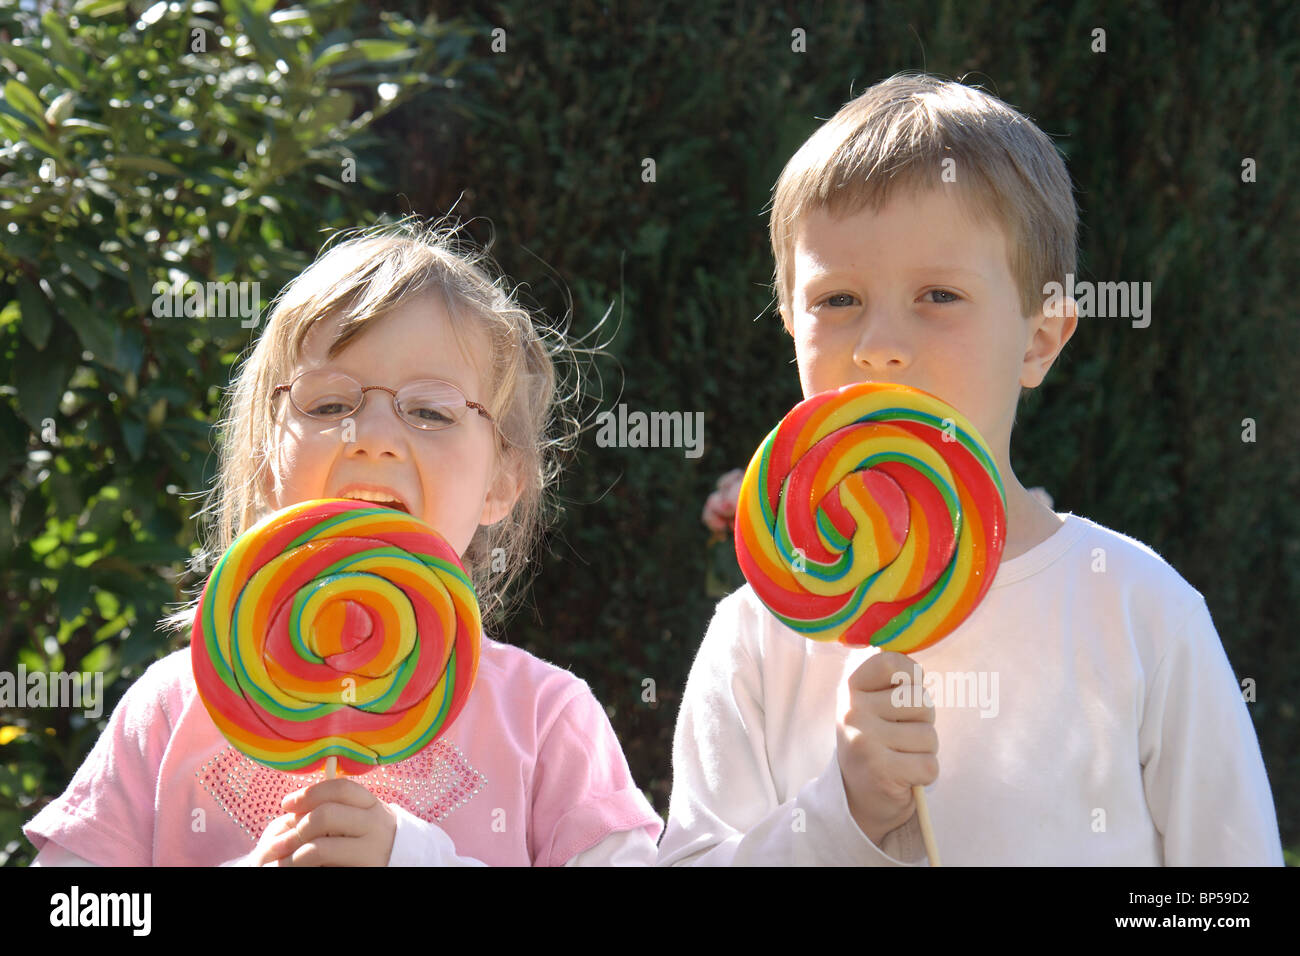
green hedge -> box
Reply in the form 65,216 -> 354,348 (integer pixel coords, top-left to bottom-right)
2,0 -> 1296,864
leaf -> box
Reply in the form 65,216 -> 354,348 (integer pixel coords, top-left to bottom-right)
44,90 -> 75,126
0,42 -> 63,91
103,540 -> 189,566
120,415 -> 145,461
313,39 -> 412,72
55,243 -> 101,290
13,337 -> 73,431
109,155 -> 184,177
3,79 -> 45,127
40,13 -> 85,80
16,277 -> 53,350
73,0 -> 129,16
69,310 -> 115,365
57,565 -> 92,621
58,118 -> 111,134
235,0 -> 292,67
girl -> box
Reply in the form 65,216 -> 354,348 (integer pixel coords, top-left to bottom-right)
25,222 -> 662,866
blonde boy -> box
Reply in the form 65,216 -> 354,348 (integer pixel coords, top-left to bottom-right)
659,74 -> 1283,865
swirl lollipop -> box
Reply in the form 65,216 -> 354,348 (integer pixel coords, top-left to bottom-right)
734,382 -> 1007,864
191,498 -> 480,777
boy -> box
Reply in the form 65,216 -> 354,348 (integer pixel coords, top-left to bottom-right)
658,74 -> 1283,865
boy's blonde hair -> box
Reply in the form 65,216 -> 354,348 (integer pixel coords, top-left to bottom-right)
770,73 -> 1077,321
168,219 -> 570,633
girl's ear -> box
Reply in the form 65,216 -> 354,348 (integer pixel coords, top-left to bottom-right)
478,452 -> 524,527
257,453 -> 281,512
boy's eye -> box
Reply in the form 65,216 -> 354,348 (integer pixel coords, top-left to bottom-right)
823,293 -> 858,308
925,289 -> 960,304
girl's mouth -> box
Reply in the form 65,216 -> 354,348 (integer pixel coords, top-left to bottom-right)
335,486 -> 412,514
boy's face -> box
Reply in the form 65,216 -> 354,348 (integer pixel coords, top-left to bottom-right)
782,187 -> 1067,460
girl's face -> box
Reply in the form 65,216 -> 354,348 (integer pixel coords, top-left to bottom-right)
267,294 -> 515,556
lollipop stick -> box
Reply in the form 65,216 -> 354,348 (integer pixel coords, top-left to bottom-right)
912,784 -> 941,867
325,756 -> 337,780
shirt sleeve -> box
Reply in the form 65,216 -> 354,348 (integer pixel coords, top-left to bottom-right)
527,687 -> 664,867
23,656 -> 180,867
1139,595 -> 1285,865
386,805 -> 489,867
657,593 -> 926,866
562,827 -> 659,866
29,843 -> 99,867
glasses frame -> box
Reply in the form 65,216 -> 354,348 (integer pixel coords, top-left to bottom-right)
271,370 -> 495,431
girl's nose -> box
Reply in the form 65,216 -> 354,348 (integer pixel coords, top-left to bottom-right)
342,392 -> 407,460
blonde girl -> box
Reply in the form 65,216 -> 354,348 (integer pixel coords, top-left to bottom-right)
26,222 -> 662,866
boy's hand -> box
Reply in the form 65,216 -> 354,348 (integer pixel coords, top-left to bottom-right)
254,778 -> 398,867
836,651 -> 939,847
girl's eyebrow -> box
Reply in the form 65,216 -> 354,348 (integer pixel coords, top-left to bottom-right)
298,362 -> 474,392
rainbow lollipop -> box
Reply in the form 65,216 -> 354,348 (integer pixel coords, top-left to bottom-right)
734,382 -> 1007,863
191,498 -> 480,777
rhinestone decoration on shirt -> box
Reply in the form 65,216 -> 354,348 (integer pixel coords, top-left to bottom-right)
196,741 -> 487,842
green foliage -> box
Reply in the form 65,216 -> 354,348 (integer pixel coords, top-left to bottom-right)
0,0 -> 475,865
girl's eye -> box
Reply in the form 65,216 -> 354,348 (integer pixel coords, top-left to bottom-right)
823,293 -> 858,308
925,289 -> 960,304
310,402 -> 350,416
410,405 -> 455,424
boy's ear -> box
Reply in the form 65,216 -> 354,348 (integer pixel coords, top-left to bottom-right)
1020,296 -> 1078,390
778,300 -> 793,336
478,452 -> 524,527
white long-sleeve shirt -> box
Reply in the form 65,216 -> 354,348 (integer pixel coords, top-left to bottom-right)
658,513 -> 1284,866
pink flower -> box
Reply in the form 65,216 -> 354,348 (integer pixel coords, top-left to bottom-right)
702,468 -> 745,534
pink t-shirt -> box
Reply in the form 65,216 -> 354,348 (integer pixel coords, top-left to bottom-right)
24,639 -> 662,866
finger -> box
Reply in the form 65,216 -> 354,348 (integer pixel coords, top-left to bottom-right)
879,719 -> 940,756
887,750 -> 940,788
260,832 -> 308,868
261,818 -> 307,860
849,651 -> 925,692
286,836 -> 373,868
282,777 -> 377,814
860,685 -> 936,723
260,812 -> 297,838
292,802 -> 376,842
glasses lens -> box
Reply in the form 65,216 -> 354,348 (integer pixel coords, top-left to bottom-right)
396,381 -> 465,430
290,370 -> 361,420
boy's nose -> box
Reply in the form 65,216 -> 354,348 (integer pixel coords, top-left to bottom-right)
851,309 -> 913,373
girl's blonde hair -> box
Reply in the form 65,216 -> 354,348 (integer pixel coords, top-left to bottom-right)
166,218 -> 573,633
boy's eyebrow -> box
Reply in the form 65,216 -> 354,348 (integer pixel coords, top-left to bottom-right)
801,264 -> 990,282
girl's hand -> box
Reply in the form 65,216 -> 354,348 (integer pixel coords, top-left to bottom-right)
246,811 -> 301,866
258,778 -> 398,867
